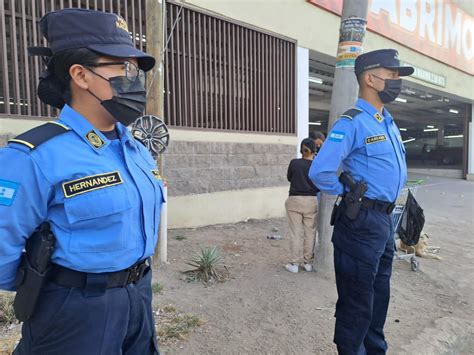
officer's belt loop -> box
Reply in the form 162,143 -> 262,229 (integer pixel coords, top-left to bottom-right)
84,273 -> 108,297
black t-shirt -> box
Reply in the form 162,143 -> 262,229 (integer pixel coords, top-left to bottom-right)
287,158 -> 319,196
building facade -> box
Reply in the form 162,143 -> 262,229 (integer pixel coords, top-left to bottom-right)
1,0 -> 473,227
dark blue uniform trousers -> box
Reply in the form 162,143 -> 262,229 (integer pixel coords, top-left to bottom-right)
332,206 -> 394,355
14,268 -> 159,355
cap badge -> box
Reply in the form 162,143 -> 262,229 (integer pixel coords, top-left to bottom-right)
116,16 -> 129,32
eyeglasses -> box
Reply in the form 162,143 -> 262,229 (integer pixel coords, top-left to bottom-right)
83,61 -> 145,83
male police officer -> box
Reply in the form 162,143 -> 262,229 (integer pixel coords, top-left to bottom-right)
309,49 -> 412,354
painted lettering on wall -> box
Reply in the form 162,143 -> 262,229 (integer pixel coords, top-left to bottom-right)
307,0 -> 474,75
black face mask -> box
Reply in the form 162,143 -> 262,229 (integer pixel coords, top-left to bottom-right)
87,71 -> 147,126
372,75 -> 402,104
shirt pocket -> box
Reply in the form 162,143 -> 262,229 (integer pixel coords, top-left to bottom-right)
64,185 -> 132,253
365,141 -> 393,157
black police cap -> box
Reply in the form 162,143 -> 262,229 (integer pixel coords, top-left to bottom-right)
355,49 -> 414,77
37,8 -> 155,72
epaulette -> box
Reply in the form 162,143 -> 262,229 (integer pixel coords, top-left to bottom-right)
8,121 -> 70,150
340,108 -> 363,120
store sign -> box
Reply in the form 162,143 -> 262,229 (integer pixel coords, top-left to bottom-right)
307,0 -> 474,75
400,61 -> 446,87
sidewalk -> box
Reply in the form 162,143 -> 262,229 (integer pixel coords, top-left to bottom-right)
154,175 -> 474,354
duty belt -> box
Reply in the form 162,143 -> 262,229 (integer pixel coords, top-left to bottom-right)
362,197 -> 395,214
49,258 -> 150,289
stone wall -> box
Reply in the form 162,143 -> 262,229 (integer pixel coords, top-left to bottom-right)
163,141 -> 295,196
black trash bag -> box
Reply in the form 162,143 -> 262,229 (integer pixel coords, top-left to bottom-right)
397,190 -> 425,247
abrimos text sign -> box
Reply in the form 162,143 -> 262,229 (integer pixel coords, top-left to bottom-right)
307,0 -> 474,75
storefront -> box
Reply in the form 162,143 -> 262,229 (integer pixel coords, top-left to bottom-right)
174,0 -> 473,178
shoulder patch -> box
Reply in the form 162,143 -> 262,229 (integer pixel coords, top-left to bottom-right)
340,108 -> 362,121
0,179 -> 20,206
329,131 -> 346,142
8,121 -> 70,150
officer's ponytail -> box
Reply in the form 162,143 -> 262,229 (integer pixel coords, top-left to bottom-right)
36,48 -> 101,108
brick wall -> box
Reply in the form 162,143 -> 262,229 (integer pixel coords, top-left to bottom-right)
163,141 -> 294,196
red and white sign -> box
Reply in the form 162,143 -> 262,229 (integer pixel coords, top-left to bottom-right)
307,0 -> 474,75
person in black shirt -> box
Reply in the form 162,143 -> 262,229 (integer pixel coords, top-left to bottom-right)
309,131 -> 326,154
285,138 -> 319,273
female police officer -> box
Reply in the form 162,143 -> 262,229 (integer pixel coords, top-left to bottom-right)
0,9 -> 163,354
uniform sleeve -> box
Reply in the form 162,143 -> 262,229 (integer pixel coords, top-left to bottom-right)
308,118 -> 356,195
0,146 -> 51,290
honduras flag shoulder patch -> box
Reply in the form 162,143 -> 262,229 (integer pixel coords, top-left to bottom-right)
329,131 -> 346,142
0,180 -> 20,206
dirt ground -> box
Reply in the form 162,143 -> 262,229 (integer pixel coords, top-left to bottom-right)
155,217 -> 474,355
1,176 -> 473,354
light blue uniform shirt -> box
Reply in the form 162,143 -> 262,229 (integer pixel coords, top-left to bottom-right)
309,98 -> 407,202
0,105 -> 164,290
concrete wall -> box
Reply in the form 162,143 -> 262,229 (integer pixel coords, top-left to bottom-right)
163,130 -> 296,227
164,140 -> 293,196
179,0 -> 474,102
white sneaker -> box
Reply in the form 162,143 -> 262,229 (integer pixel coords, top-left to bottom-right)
285,263 -> 299,273
303,263 -> 313,272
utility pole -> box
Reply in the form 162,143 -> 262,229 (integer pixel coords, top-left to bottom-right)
315,0 -> 369,272
146,0 -> 166,265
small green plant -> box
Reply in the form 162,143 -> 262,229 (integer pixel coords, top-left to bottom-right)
185,246 -> 223,283
0,292 -> 15,325
175,235 -> 186,241
151,282 -> 163,294
155,305 -> 204,345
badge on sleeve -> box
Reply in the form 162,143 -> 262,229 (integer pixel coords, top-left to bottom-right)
329,131 -> 346,142
0,180 -> 20,206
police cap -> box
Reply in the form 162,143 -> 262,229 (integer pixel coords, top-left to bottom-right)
38,8 -> 155,71
355,49 -> 414,77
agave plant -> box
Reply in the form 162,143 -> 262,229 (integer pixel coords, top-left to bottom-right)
185,246 -> 222,282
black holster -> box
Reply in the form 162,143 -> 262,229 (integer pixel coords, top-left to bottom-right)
330,200 -> 342,226
13,222 -> 56,322
338,173 -> 368,221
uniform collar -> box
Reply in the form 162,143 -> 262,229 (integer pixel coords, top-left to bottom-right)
58,105 -> 113,154
356,98 -> 393,124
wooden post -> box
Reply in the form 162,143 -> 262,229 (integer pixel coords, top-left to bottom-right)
146,0 -> 166,266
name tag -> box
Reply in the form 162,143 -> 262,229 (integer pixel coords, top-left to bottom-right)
62,171 -> 123,198
365,134 -> 387,144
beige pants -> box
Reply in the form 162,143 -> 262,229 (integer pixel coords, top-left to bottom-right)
285,195 -> 318,264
